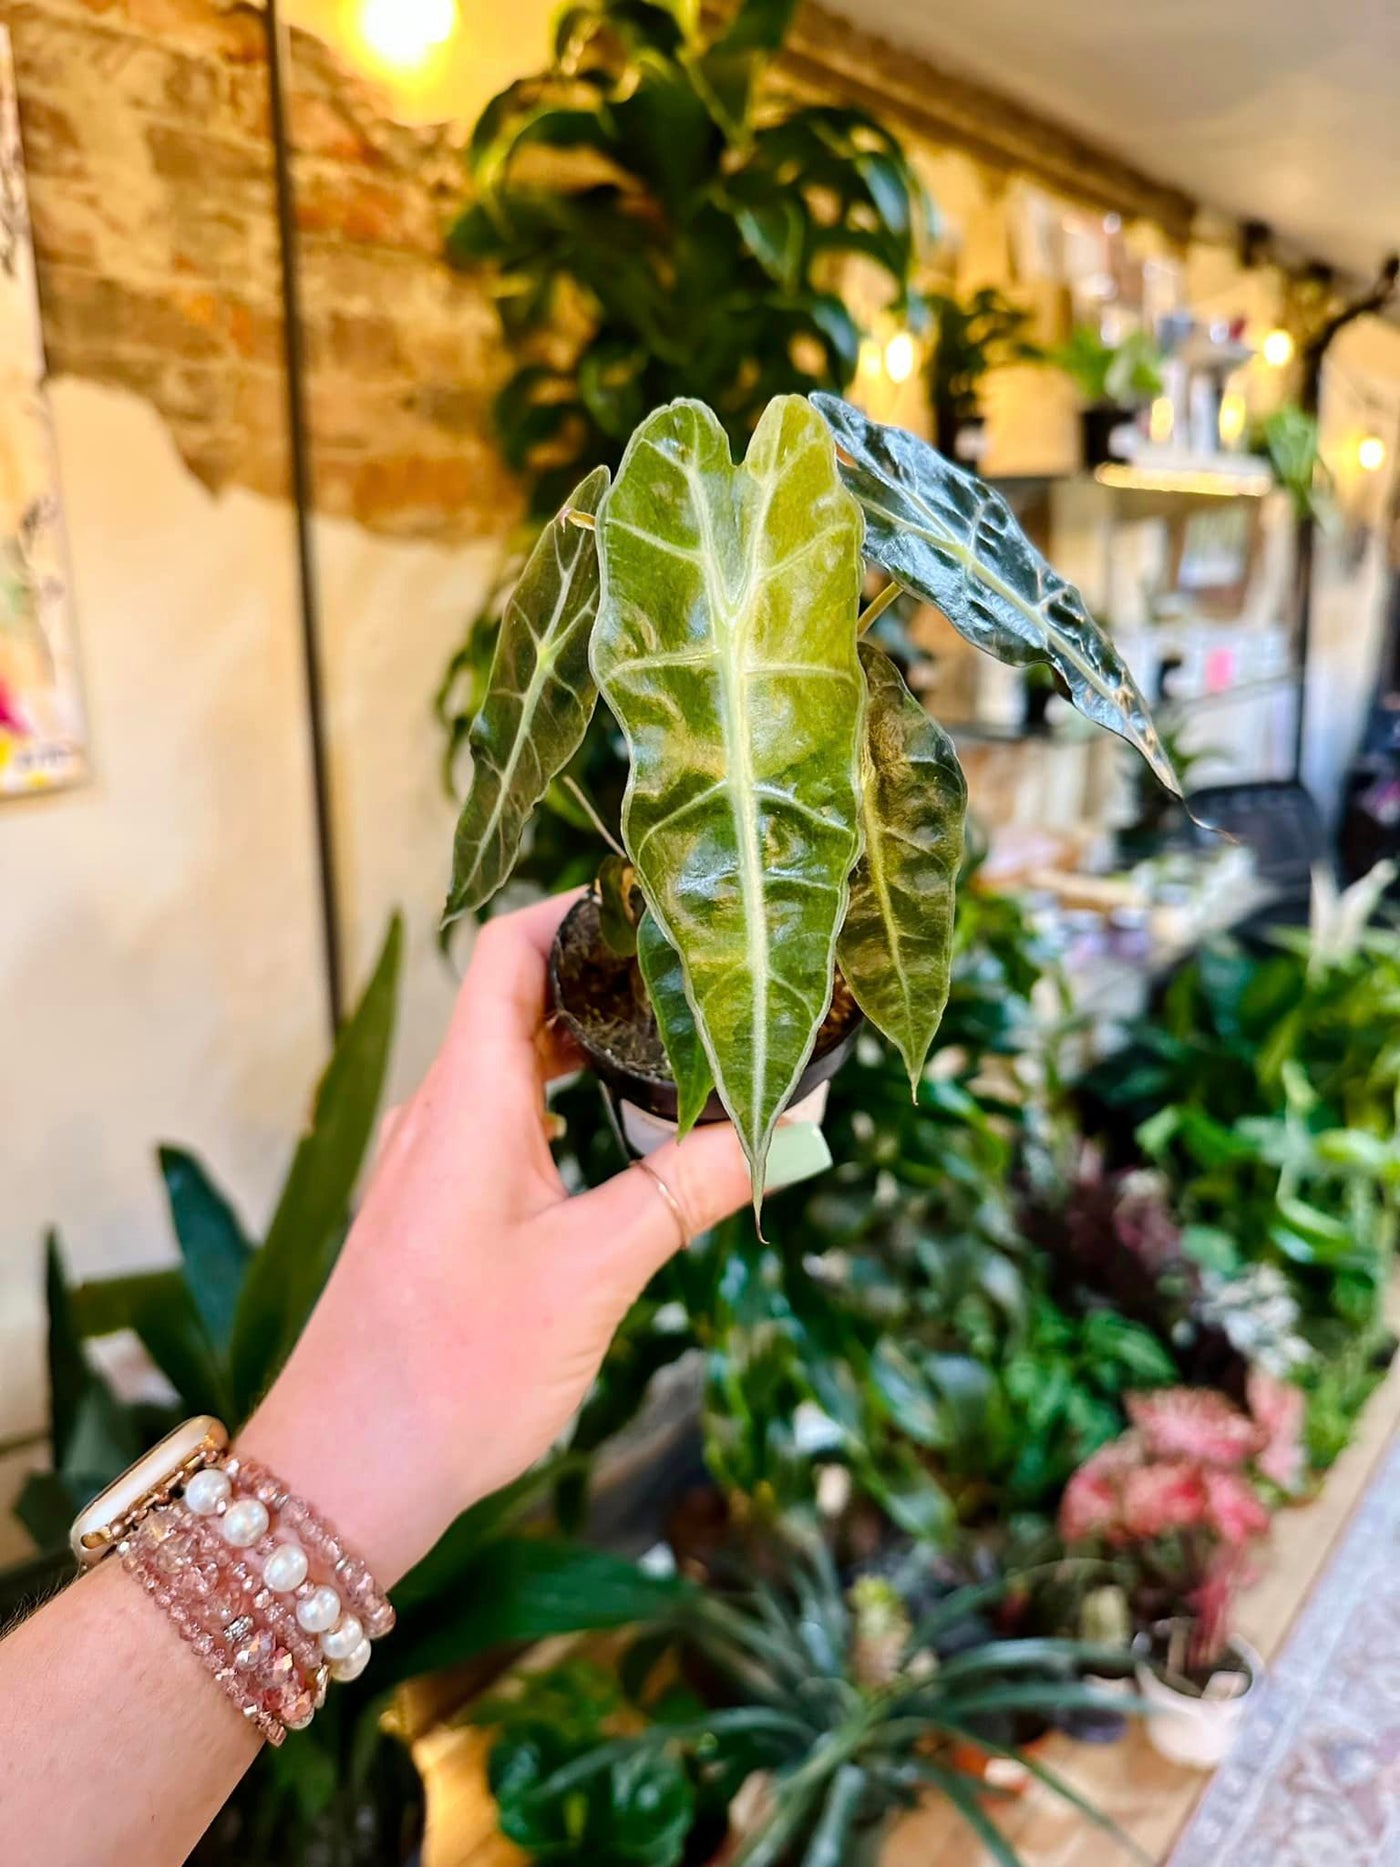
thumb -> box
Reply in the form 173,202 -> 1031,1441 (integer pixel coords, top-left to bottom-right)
570,1116 -> 832,1290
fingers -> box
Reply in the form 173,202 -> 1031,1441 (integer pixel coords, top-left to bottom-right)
442,890 -> 588,1090
568,1119 -> 755,1289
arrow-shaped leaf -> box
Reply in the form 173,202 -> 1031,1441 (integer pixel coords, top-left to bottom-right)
839,641 -> 966,1091
636,911 -> 714,1137
445,466 -> 609,923
593,397 -> 865,1206
812,394 -> 1181,796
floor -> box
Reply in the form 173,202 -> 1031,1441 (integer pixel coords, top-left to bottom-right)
416,1288 -> 1400,1867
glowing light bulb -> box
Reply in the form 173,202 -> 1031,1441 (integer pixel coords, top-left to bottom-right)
1359,434 -> 1387,473
1148,396 -> 1174,446
358,0 -> 456,71
883,331 -> 916,385
1261,328 -> 1294,368
857,338 -> 882,380
1218,390 -> 1247,448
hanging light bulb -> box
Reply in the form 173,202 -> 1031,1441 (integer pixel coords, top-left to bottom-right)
883,331 -> 917,384
358,0 -> 457,72
857,337 -> 883,381
1359,433 -> 1387,473
1261,328 -> 1294,368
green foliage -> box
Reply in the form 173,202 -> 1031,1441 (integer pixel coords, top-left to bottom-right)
592,395 -> 867,1202
479,1541 -> 1140,1867
1044,325 -> 1163,408
453,0 -> 932,518
924,287 -> 1040,429
1259,403 -> 1332,522
445,467 -> 609,923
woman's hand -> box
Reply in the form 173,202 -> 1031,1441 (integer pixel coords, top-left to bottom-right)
238,892 -> 818,1586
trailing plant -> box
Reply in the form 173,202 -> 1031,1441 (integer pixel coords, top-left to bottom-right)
476,1537 -> 1142,1867
444,390 -> 1182,1213
924,286 -> 1039,448
1044,325 -> 1163,409
451,0 -> 932,520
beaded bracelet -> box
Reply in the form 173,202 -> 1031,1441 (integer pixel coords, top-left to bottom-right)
115,1446 -> 393,1745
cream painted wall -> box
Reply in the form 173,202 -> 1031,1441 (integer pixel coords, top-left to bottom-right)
0,379 -> 496,1464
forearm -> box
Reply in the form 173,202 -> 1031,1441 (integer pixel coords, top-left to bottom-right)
0,1559 -> 259,1866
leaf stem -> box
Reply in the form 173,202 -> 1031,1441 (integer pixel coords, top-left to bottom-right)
857,579 -> 904,635
562,777 -> 625,857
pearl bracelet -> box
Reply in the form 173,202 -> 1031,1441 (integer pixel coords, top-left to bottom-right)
116,1445 -> 393,1744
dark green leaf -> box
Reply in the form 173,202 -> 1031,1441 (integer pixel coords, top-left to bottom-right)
592,396 -> 866,1206
812,395 -> 1182,797
158,1145 -> 252,1358
636,911 -> 713,1137
44,1233 -> 87,1466
446,470 -> 609,920
228,917 -> 403,1419
839,643 -> 966,1089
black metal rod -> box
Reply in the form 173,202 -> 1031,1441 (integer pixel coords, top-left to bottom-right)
263,0 -> 344,1036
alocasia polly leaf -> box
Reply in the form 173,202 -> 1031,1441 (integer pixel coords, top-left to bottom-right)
839,642 -> 966,1092
636,911 -> 714,1137
445,465 -> 609,923
811,394 -> 1182,797
592,396 -> 865,1206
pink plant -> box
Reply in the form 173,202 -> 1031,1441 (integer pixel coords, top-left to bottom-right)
1247,1369 -> 1306,1493
0,678 -> 28,737
1126,1388 -> 1264,1469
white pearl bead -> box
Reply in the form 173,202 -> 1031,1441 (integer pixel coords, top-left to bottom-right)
328,1636 -> 372,1683
296,1585 -> 342,1634
183,1468 -> 232,1516
320,1613 -> 364,1662
219,1498 -> 270,1548
262,1542 -> 309,1594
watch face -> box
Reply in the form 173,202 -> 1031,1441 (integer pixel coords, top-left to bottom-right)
69,1416 -> 228,1565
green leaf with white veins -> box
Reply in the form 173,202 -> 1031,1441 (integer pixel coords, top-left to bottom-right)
444,465 -> 609,923
839,641 -> 966,1092
812,394 -> 1183,797
593,396 -> 865,1208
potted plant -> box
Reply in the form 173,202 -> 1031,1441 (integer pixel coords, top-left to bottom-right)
1045,325 -> 1164,468
474,1538 -> 1141,1866
924,287 -> 1040,461
1058,1383 -> 1302,1767
445,390 -> 1182,1211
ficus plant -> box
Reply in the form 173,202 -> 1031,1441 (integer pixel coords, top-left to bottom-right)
445,391 -> 1182,1212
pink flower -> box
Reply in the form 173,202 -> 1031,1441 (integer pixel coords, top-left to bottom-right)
1127,1388 -> 1263,1469
1247,1370 -> 1306,1493
1122,1460 -> 1210,1540
0,678 -> 29,737
1202,1468 -> 1271,1546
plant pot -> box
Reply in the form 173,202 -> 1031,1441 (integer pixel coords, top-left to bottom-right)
1058,1672 -> 1131,1746
1133,1628 -> 1262,1769
1079,403 -> 1139,469
548,895 -> 862,1142
935,407 -> 987,465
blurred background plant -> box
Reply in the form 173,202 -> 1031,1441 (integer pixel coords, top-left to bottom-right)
923,285 -> 1039,454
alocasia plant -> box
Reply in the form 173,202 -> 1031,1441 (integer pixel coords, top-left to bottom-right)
445,392 -> 1181,1207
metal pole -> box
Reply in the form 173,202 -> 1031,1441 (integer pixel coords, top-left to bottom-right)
263,0 -> 344,1035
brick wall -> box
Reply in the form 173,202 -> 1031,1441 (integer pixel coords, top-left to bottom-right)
2,0 -> 521,541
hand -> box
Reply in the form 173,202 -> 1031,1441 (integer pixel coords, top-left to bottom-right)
238,893 -> 768,1586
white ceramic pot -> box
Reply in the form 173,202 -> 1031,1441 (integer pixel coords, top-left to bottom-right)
1134,1633 -> 1262,1769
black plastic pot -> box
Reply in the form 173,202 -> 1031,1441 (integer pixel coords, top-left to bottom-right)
935,405 -> 987,465
548,896 -> 862,1125
1080,403 -> 1138,468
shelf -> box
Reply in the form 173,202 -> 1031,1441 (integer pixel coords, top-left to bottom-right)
989,456 -> 1275,499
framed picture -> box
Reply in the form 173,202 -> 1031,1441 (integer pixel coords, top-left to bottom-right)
0,25 -> 88,798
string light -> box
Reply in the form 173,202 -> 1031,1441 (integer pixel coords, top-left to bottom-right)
857,338 -> 882,380
883,331 -> 917,384
1218,390 -> 1247,448
357,0 -> 457,72
1148,396 -> 1174,446
1359,434 -> 1387,473
1261,328 -> 1294,368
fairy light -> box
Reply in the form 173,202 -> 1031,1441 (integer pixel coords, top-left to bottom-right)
357,0 -> 457,72
857,337 -> 883,381
1261,328 -> 1294,368
1218,390 -> 1247,448
1359,434 -> 1387,473
883,331 -> 917,384
1148,396 -> 1174,446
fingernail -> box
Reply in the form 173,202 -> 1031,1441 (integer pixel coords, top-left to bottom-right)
764,1122 -> 832,1192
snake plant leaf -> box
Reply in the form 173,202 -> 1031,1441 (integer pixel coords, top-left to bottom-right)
839,642 -> 966,1092
811,394 -> 1182,797
636,911 -> 714,1138
445,466 -> 609,924
592,396 -> 865,1207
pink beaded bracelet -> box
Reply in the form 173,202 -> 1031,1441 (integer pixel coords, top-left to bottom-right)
111,1438 -> 393,1745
